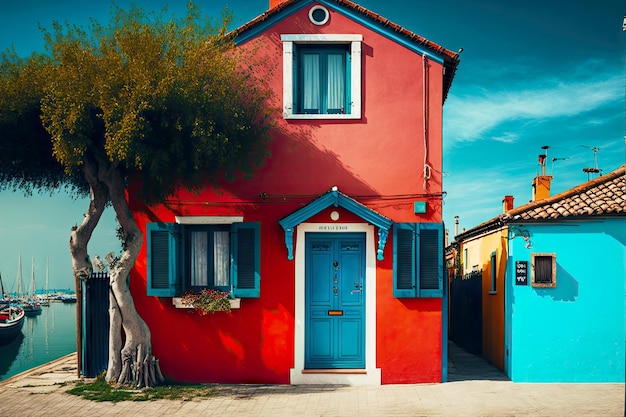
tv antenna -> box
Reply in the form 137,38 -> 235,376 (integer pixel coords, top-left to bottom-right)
581,145 -> 602,180
551,157 -> 569,176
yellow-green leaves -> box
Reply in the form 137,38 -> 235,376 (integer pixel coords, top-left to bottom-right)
1,1 -> 275,202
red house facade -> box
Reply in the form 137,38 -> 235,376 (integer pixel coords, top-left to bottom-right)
129,0 -> 460,385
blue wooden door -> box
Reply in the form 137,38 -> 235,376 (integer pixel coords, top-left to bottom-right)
305,233 -> 365,369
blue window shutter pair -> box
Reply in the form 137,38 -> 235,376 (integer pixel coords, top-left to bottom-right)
146,222 -> 261,298
393,222 -> 443,298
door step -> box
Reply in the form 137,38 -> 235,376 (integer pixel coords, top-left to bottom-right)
302,369 -> 367,374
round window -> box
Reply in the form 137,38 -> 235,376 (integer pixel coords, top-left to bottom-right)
309,5 -> 329,25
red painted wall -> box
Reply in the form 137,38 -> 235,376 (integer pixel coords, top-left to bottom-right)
129,2 -> 446,384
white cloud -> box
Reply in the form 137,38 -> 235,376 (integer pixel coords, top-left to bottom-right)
443,61 -> 623,148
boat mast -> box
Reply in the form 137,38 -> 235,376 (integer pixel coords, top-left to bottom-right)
46,258 -> 49,298
17,254 -> 23,300
0,270 -> 5,299
31,256 -> 36,300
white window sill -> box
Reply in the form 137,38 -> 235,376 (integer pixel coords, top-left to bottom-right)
284,113 -> 361,120
172,297 -> 241,309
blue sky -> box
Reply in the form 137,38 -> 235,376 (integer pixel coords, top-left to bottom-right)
0,0 -> 624,289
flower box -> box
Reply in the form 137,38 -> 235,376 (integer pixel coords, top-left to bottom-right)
172,297 -> 240,310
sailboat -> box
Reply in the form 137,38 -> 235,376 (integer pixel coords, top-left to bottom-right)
0,270 -> 25,345
22,257 -> 42,316
39,258 -> 51,307
0,270 -> 10,308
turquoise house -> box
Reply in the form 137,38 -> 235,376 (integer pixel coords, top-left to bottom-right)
451,164 -> 625,382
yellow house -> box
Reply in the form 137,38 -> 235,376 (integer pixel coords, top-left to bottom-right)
448,196 -> 512,370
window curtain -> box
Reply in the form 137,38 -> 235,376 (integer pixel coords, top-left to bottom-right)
302,53 -> 320,111
191,231 -> 209,286
214,231 -> 230,286
327,53 -> 345,111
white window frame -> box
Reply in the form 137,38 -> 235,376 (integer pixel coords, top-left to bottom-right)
281,34 -> 362,120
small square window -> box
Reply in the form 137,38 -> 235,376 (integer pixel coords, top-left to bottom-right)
531,253 -> 556,288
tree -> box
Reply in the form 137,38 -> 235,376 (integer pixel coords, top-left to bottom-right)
0,2 -> 274,387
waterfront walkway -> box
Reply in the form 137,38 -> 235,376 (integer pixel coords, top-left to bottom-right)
0,343 -> 623,416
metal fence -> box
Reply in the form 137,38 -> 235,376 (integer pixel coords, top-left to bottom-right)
81,272 -> 110,378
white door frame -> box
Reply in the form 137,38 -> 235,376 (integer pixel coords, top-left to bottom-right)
290,222 -> 381,385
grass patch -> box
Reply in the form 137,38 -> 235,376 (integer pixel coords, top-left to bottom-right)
66,373 -> 218,402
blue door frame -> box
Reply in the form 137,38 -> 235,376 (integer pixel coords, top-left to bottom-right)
305,232 -> 366,369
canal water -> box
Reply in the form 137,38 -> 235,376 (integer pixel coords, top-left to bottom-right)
0,301 -> 77,381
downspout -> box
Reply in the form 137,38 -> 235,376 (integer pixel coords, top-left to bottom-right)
422,54 -> 431,191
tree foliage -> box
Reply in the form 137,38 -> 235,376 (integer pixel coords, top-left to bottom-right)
40,2 -> 273,200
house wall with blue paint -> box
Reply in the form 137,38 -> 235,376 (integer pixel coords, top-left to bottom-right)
506,218 -> 625,382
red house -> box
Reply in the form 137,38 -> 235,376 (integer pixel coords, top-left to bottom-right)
129,0 -> 460,385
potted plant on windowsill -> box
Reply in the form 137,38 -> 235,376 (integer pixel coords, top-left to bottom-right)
173,289 -> 240,314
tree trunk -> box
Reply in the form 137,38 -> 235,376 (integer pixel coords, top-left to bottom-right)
102,167 -> 164,387
69,160 -> 108,378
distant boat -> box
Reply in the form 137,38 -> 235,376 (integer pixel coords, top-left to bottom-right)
60,294 -> 77,303
22,257 -> 42,316
0,306 -> 25,345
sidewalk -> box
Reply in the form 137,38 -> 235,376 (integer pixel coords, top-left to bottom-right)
0,345 -> 623,416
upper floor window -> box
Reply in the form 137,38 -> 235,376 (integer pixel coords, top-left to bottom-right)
281,34 -> 362,120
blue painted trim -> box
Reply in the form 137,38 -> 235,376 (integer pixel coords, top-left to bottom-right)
235,0 -> 447,64
317,0 -> 445,64
504,230 -> 513,377
235,0 -> 315,45
279,188 -> 392,260
442,268 -> 448,382
377,228 -> 388,261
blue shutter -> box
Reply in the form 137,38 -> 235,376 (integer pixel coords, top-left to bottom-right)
417,223 -> 443,297
393,222 -> 443,298
393,223 -> 417,297
146,222 -> 181,297
231,222 -> 260,298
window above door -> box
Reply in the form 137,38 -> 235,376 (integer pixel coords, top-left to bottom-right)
281,34 -> 362,120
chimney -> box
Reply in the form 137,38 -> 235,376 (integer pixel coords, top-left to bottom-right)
270,0 -> 287,8
502,195 -> 514,212
532,152 -> 552,201
454,216 -> 459,236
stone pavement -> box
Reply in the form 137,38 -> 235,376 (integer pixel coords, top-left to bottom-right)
0,344 -> 623,416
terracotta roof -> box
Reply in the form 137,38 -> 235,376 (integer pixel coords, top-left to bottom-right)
505,165 -> 625,221
455,165 -> 625,241
232,0 -> 461,101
